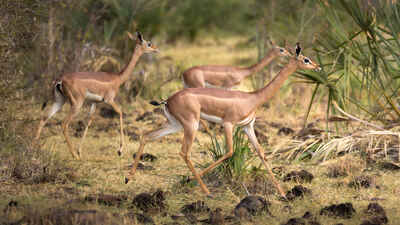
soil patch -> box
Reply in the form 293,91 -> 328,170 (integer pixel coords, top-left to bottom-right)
3,200 -> 18,214
99,107 -> 119,119
377,161 -> 400,171
17,209 -> 116,225
136,111 -> 155,122
283,170 -> 314,183
254,128 -> 269,144
278,127 -> 295,136
360,216 -> 388,225
132,189 -> 167,214
320,202 -> 355,219
281,213 -> 321,225
285,185 -> 311,201
126,162 -> 155,171
244,174 -> 277,195
84,194 -> 128,207
133,153 -> 158,162
326,165 -> 348,178
180,200 -> 210,214
73,120 -> 85,137
348,175 -> 374,189
126,130 -> 140,141
361,203 -> 388,224
234,195 -> 271,219
208,208 -> 225,225
281,218 -> 306,225
126,212 -> 155,224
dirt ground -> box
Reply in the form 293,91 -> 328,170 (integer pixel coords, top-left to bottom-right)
1,37 -> 399,225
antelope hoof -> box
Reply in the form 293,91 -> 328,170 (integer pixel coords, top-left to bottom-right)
206,194 -> 214,199
117,150 -> 122,156
124,177 -> 130,184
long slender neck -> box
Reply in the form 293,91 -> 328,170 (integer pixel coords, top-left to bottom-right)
241,50 -> 278,78
249,59 -> 298,108
118,45 -> 143,85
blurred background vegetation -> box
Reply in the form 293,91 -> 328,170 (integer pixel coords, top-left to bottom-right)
2,0 -> 400,140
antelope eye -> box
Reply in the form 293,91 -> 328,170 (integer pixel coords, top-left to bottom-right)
147,42 -> 152,47
279,48 -> 284,53
304,58 -> 310,64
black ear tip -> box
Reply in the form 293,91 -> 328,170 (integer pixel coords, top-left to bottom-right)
136,31 -> 143,40
295,42 -> 301,56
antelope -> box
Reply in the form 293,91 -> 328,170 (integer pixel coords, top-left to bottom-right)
34,32 -> 159,160
182,42 -> 291,89
126,43 -> 321,197
183,42 -> 291,133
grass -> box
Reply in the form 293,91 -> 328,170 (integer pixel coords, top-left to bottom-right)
1,37 -> 400,224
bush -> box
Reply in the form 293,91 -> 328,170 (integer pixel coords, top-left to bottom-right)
0,130 -> 76,184
207,128 -> 255,180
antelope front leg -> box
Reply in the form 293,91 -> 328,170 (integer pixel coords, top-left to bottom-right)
243,120 -> 286,199
180,122 -> 211,196
77,103 -> 96,157
108,101 -> 125,156
62,106 -> 81,160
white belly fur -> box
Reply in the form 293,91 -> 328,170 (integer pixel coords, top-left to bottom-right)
85,91 -> 103,101
200,112 -> 254,126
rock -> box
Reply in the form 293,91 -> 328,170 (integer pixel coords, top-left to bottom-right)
281,218 -> 306,225
234,196 -> 271,219
302,211 -> 312,219
362,203 -> 388,224
132,189 -> 166,214
283,170 -> 314,183
286,185 -> 311,201
320,202 -> 355,219
73,120 -> 85,137
100,107 -> 118,119
132,153 -> 158,162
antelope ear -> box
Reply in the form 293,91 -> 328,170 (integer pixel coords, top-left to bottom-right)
127,32 -> 134,40
136,31 -> 144,43
295,42 -> 302,57
267,37 -> 275,46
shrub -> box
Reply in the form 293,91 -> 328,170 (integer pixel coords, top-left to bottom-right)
207,128 -> 255,180
0,129 -> 76,184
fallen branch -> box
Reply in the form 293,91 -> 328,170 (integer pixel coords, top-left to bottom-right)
332,101 -> 385,131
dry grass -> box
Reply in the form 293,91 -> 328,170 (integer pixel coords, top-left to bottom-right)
1,37 -> 400,224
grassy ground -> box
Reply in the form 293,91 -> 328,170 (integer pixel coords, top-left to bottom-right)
1,37 -> 399,225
